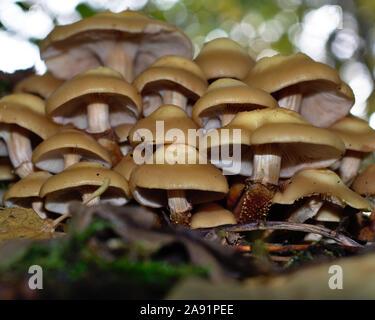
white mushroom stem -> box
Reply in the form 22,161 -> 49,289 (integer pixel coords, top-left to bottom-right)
278,88 -> 302,113
6,129 -> 33,178
338,150 -> 363,186
251,145 -> 281,186
167,189 -> 192,224
163,90 -> 187,110
288,197 -> 324,223
63,153 -> 81,169
105,42 -> 134,82
143,94 -> 163,117
32,199 -> 47,219
87,102 -> 111,133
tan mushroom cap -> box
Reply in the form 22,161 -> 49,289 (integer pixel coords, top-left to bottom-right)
192,78 -> 278,128
46,67 -> 142,130
314,203 -> 341,222
32,129 -> 112,173
3,171 -> 52,206
329,116 -> 375,152
14,73 -> 64,99
195,38 -> 255,81
114,152 -> 138,181
0,158 -> 16,181
273,169 -> 371,211
0,93 -> 45,115
128,105 -> 199,147
40,10 -> 193,80
40,162 -> 131,214
190,203 -> 237,229
133,55 -> 207,99
245,52 -> 354,127
114,123 -> 133,143
352,164 -> 375,196
0,101 -> 60,140
129,144 -> 229,208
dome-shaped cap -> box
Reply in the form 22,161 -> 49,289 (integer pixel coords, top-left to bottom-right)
40,10 -> 193,80
190,203 -> 237,229
0,93 -> 45,115
32,129 -> 112,173
352,164 -> 375,196
113,152 -> 138,181
195,38 -> 255,81
46,67 -> 142,130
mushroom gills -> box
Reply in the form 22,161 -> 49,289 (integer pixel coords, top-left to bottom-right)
163,90 -> 187,110
338,150 -> 363,186
278,86 -> 302,113
167,189 -> 192,225
104,42 -> 136,82
288,196 -> 323,223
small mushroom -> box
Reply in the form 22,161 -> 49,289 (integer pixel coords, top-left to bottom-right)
40,10 -> 193,82
245,52 -> 354,128
133,55 -> 207,116
352,163 -> 375,209
39,162 -> 131,215
14,72 -> 64,99
3,171 -> 52,219
129,144 -> 229,225
114,152 -> 138,182
32,128 -> 112,173
114,124 -> 134,156
0,94 -> 60,178
190,203 -> 237,229
328,116 -> 375,185
194,38 -> 255,82
192,78 -> 278,131
273,169 -> 371,223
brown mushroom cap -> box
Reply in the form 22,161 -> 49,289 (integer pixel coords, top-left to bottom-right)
245,52 -> 354,128
32,129 -> 112,173
192,78 -> 278,129
14,73 -> 64,99
45,67 -> 142,130
114,152 -> 138,181
273,169 -> 370,211
39,162 -> 131,214
195,38 -> 255,81
352,163 -> 375,196
329,116 -> 375,152
40,10 -> 193,80
0,93 -> 45,115
190,203 -> 237,228
128,104 -> 199,147
133,55 -> 207,100
129,144 -> 229,208
0,158 -> 16,181
314,203 -> 341,222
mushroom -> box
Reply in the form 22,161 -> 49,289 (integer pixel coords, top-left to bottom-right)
194,38 -> 255,82
32,128 -> 112,173
114,152 -> 138,182
14,72 -> 64,99
39,162 -> 131,215
192,78 -> 278,131
133,55 -> 207,116
40,10 -> 193,82
245,52 -> 354,128
190,203 -> 237,229
352,163 -> 375,209
273,169 -> 371,223
328,116 -> 375,185
128,104 -> 199,149
3,171 -> 52,219
129,144 -> 229,225
114,124 -> 133,156
0,94 -> 60,178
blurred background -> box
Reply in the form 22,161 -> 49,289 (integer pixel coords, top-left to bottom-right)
0,0 -> 374,124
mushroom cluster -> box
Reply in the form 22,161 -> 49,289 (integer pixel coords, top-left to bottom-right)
2,9 -> 374,244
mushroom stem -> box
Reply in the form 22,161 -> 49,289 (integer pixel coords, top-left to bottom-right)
163,90 -> 187,110
167,189 -> 192,225
82,177 -> 111,206
105,42 -> 134,82
278,87 -> 302,113
32,199 -> 47,219
143,94 -> 163,117
7,129 -> 33,178
63,153 -> 81,169
87,102 -> 111,133
338,150 -> 363,186
251,145 -> 281,186
288,196 -> 324,223
221,112 -> 235,127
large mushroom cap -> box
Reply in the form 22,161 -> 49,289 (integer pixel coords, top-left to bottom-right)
245,52 -> 354,128
46,67 -> 142,131
190,203 -> 237,229
352,164 -> 375,196
192,78 -> 278,129
40,10 -> 193,81
195,38 -> 255,81
129,144 -> 229,208
32,129 -> 112,173
273,169 -> 371,211
14,73 -> 64,99
128,104 -> 199,147
40,162 -> 131,214
329,116 -> 375,152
